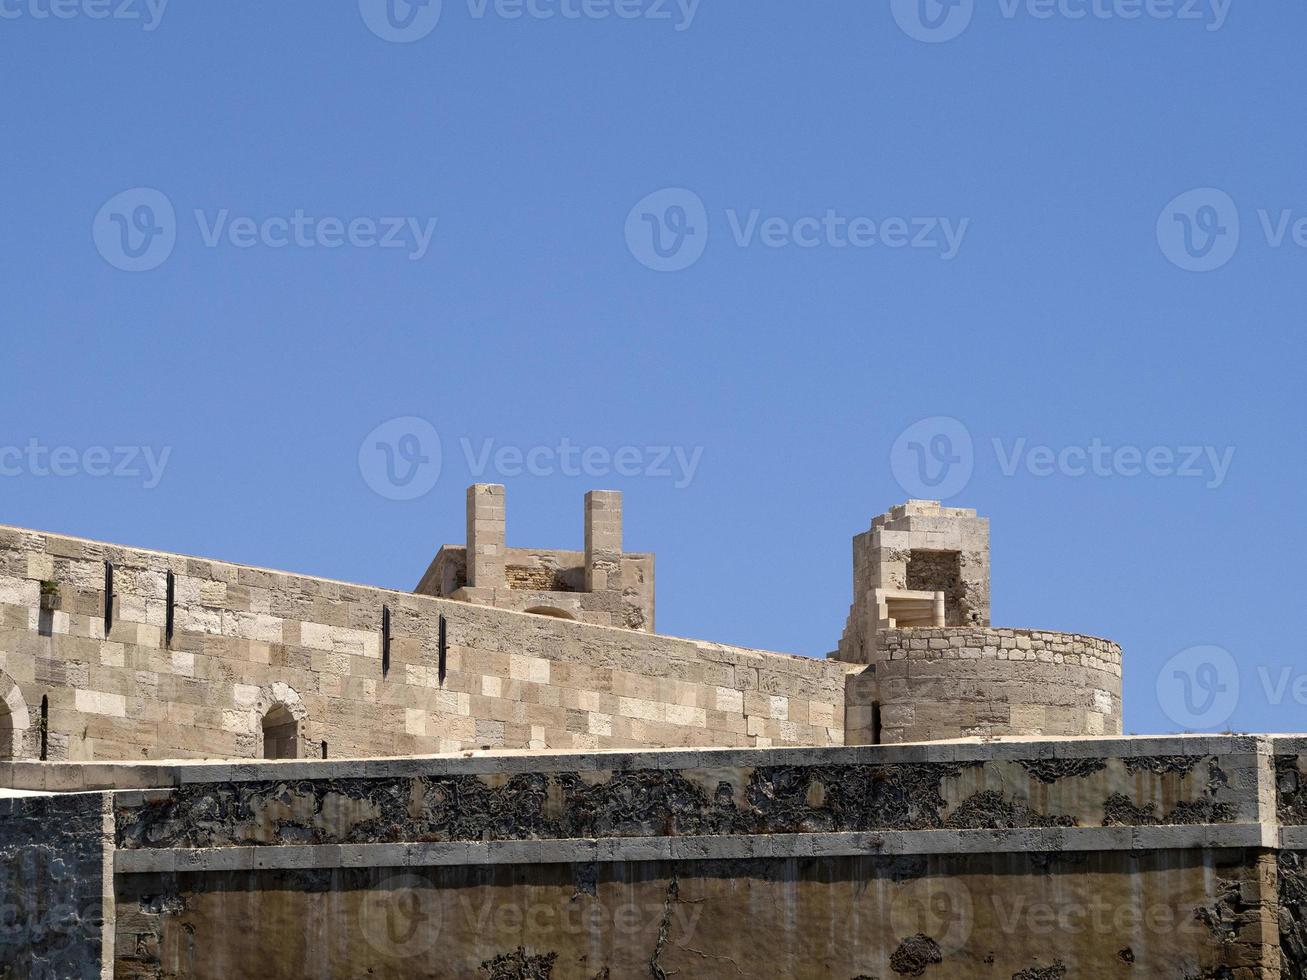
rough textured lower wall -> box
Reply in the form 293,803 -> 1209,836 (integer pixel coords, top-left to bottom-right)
113,850 -> 1277,980
0,792 -> 108,980
0,736 -> 1296,978
1281,743 -> 1307,978
98,738 -> 1264,851
0,525 -> 844,762
848,627 -> 1123,744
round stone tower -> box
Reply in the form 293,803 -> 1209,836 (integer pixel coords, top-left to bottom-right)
833,501 -> 1123,744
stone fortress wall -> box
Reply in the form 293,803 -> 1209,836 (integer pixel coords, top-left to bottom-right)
0,490 -> 1124,764
3,489 -> 1304,979
0,517 -> 844,763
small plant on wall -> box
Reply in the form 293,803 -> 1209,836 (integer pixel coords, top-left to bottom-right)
39,580 -> 60,611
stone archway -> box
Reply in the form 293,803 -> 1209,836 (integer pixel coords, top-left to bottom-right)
250,683 -> 307,760
0,671 -> 32,760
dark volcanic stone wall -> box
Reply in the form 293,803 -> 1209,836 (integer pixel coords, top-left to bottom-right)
112,753 -> 1247,851
0,792 -> 106,980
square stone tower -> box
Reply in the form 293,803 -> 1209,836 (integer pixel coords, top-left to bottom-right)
835,500 -> 990,665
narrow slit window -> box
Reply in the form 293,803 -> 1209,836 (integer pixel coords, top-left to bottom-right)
39,695 -> 48,761
103,561 -> 114,635
321,741 -> 328,760
165,570 -> 175,648
437,614 -> 447,686
871,702 -> 883,746
381,605 -> 391,677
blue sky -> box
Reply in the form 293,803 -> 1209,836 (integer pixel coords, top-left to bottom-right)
1,0 -> 1303,736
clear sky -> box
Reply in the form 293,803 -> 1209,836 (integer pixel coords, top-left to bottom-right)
2,0 -> 1303,737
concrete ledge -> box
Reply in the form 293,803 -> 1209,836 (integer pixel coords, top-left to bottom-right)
7,733 -> 1293,793
113,823 -> 1277,875
1282,826 -> 1307,850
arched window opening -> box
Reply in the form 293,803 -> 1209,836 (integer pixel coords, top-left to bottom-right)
524,606 -> 577,621
262,704 -> 299,760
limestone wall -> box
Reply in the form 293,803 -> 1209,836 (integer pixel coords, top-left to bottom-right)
416,546 -> 657,630
0,525 -> 845,762
846,626 -> 1124,745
